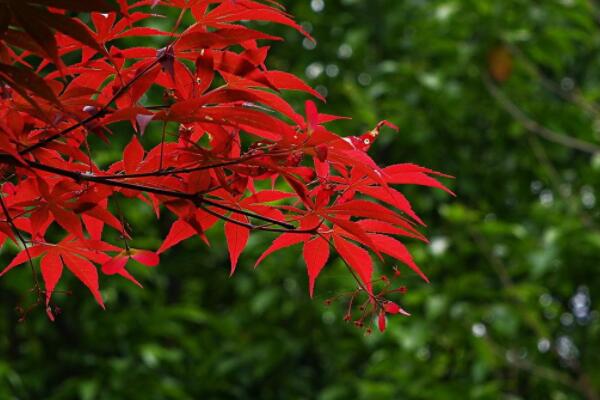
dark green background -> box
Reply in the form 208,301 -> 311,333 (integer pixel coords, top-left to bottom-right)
1,0 -> 600,398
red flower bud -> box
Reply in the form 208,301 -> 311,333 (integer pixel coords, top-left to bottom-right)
378,311 -> 386,332
384,301 -> 410,316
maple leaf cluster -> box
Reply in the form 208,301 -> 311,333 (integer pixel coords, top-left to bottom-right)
0,0 -> 452,330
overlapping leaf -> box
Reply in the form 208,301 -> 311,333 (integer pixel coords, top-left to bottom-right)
0,0 -> 451,324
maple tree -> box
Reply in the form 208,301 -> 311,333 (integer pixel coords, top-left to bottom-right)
0,0 -> 452,331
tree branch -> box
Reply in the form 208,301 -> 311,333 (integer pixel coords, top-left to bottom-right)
93,150 -> 286,180
0,154 -> 297,230
482,74 -> 600,154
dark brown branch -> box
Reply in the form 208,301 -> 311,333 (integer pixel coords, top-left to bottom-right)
0,154 -> 296,230
197,203 -> 319,234
93,150 -> 283,180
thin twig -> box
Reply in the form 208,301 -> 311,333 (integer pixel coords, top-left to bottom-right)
509,45 -> 600,119
483,74 -> 600,154
0,195 -> 40,291
93,150 -> 286,180
0,154 -> 297,230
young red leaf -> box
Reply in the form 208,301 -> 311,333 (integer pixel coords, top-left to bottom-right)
50,205 -> 84,239
266,71 -> 325,101
384,170 -> 455,195
0,246 -> 47,276
157,219 -> 196,254
61,253 -> 104,309
303,236 -> 329,297
356,185 -> 424,226
40,252 -> 64,314
224,215 -> 250,275
305,100 -> 319,131
357,219 -> 426,242
101,255 -> 128,275
328,200 -> 424,239
123,135 -> 144,172
255,232 -> 309,268
82,214 -> 104,240
369,233 -> 429,283
333,235 -> 373,295
130,249 -> 159,267
326,216 -> 382,260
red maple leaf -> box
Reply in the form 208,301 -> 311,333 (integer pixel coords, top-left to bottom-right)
0,0 -> 452,331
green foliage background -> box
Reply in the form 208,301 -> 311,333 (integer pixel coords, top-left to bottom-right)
1,0 -> 600,399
